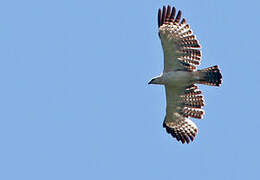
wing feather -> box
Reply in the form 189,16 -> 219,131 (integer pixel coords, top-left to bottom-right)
158,5 -> 202,72
164,85 -> 205,143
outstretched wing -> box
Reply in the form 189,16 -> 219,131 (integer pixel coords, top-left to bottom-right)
164,85 -> 205,144
158,5 -> 202,72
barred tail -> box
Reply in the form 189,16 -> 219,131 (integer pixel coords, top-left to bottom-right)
197,65 -> 222,86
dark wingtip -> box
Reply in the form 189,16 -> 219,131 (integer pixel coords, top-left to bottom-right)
183,135 -> 190,144
175,10 -> 182,23
165,5 -> 171,24
180,18 -> 186,25
158,6 -> 184,28
163,122 -> 196,144
161,6 -> 166,26
158,9 -> 161,28
169,7 -> 176,22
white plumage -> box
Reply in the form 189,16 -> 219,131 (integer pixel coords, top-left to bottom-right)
149,5 -> 222,144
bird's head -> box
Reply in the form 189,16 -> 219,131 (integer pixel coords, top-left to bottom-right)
148,76 -> 163,85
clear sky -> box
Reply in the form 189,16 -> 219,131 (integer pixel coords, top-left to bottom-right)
0,0 -> 259,179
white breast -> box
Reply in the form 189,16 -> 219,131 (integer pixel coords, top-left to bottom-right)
163,71 -> 193,86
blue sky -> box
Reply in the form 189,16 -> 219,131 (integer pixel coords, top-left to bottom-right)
0,0 -> 259,179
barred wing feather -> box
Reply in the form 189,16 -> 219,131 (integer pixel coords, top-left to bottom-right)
158,6 -> 202,72
164,85 -> 205,144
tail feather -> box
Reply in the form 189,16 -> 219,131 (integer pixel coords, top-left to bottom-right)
198,65 -> 222,86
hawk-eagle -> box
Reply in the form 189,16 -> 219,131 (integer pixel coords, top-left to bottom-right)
148,5 -> 222,144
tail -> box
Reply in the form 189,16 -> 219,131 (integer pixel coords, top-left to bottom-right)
197,65 -> 222,86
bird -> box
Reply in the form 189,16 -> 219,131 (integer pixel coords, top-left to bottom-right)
148,5 -> 222,144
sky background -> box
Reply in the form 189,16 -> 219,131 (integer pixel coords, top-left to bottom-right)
0,0 -> 259,179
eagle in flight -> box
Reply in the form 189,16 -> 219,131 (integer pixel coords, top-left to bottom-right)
148,5 -> 222,144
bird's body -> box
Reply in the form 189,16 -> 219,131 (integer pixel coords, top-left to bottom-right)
149,5 -> 222,144
151,71 -> 195,86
